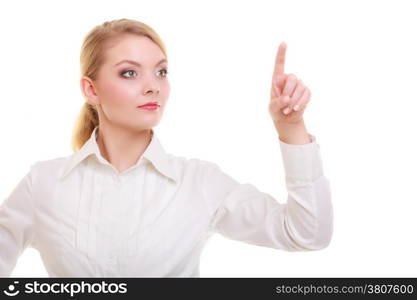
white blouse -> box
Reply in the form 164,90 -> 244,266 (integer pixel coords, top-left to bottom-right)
0,126 -> 333,277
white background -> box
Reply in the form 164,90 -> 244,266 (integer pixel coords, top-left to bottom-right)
0,0 -> 416,277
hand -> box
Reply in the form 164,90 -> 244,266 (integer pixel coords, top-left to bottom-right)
269,42 -> 312,125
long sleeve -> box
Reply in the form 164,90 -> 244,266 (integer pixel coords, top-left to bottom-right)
0,163 -> 37,277
204,134 -> 333,252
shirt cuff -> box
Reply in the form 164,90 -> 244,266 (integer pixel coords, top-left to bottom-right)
278,133 -> 324,181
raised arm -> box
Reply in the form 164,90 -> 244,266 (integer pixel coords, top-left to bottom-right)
203,42 -> 333,251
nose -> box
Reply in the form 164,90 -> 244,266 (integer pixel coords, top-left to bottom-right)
142,76 -> 160,96
143,87 -> 159,96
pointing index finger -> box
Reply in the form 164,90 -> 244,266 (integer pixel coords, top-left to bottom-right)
273,41 -> 287,76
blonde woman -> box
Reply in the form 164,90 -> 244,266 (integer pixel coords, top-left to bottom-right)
0,18 -> 333,277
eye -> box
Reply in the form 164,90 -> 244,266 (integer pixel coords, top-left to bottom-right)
121,70 -> 136,78
158,68 -> 169,78
120,68 -> 169,79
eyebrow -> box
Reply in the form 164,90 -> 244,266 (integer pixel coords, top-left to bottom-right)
114,58 -> 167,67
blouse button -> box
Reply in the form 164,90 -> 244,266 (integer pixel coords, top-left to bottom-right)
109,258 -> 116,263
113,175 -> 121,184
108,255 -> 117,266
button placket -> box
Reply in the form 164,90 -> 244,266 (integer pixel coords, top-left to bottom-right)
113,174 -> 120,185
112,167 -> 127,185
108,253 -> 117,267
105,168 -> 129,264
124,166 -> 145,257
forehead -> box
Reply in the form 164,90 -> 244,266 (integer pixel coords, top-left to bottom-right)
105,34 -> 165,64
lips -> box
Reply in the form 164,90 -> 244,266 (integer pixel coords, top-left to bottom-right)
138,101 -> 159,108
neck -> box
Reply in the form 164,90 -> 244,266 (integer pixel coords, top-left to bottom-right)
96,123 -> 153,174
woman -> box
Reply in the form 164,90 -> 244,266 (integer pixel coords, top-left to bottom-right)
0,18 -> 333,277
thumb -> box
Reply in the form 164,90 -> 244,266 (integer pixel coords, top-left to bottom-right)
270,93 -> 290,113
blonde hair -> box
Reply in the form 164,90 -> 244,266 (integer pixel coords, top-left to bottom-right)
71,18 -> 168,152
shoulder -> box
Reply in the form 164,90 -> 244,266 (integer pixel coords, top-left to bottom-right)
168,154 -> 216,169
29,155 -> 71,179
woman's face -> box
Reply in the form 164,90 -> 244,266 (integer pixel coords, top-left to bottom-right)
84,34 -> 170,132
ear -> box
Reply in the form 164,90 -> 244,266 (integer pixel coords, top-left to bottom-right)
80,76 -> 99,105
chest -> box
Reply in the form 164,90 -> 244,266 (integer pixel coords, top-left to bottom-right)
33,164 -> 210,276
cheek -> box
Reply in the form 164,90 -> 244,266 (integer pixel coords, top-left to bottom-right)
96,79 -> 140,123
160,81 -> 170,102
100,78 -> 137,107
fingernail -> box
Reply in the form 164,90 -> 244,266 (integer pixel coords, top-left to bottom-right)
293,104 -> 299,111
283,107 -> 290,114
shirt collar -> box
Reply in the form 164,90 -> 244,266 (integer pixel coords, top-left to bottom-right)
59,126 -> 178,183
